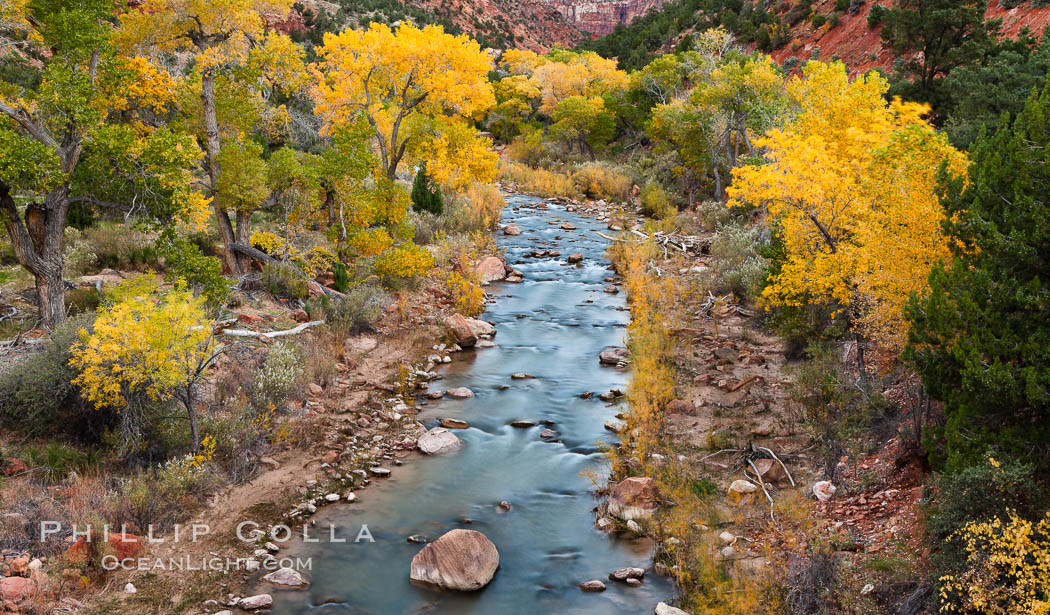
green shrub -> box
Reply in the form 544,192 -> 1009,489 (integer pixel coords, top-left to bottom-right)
332,261 -> 350,293
810,13 -> 827,28
708,222 -> 769,301
115,453 -> 220,531
262,262 -> 309,300
251,341 -> 302,412
411,162 -> 444,215
24,442 -> 100,484
0,313 -> 111,440
163,238 -> 230,310
307,283 -> 388,335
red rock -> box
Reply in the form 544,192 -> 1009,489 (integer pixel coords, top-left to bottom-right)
0,577 -> 34,602
665,399 -> 695,414
409,529 -> 499,591
567,252 -> 583,264
238,313 -> 264,324
1,458 -> 26,476
292,309 -> 309,323
65,537 -> 87,564
8,556 -> 28,576
321,450 -> 339,465
607,477 -> 660,521
109,533 -> 143,559
444,314 -> 477,348
308,383 -> 324,396
475,256 -> 507,284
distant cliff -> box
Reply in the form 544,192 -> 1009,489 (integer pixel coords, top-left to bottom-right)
545,0 -> 672,36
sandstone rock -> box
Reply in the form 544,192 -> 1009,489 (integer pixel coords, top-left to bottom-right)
417,428 -> 463,455
445,314 -> 478,348
503,224 -> 521,236
369,466 -> 391,477
578,579 -> 606,592
409,529 -> 499,591
511,419 -> 537,428
476,256 -> 507,284
812,481 -> 837,502
568,252 -> 583,264
446,387 -> 475,399
440,418 -> 469,429
308,383 -> 323,396
665,399 -> 695,414
292,309 -> 309,323
123,583 -> 136,594
608,477 -> 660,521
603,284 -> 619,294
108,533 -> 142,559
0,577 -> 35,602
497,501 -> 511,512
714,346 -> 738,362
752,458 -> 789,485
325,493 -> 340,502
239,594 -> 273,610
599,347 -> 629,365
560,223 -> 577,230
604,419 -> 627,433
510,373 -> 534,380
728,480 -> 758,504
263,567 -> 307,587
464,318 -> 496,338
609,567 -> 645,582
9,556 -> 28,576
656,601 -> 690,615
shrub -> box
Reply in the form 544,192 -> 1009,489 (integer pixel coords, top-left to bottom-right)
115,452 -> 219,531
504,128 -> 547,167
708,222 -> 769,301
810,13 -> 827,28
24,442 -> 100,484
465,182 -> 505,230
251,341 -> 302,412
500,161 -> 579,199
447,271 -> 484,317
78,225 -> 160,272
373,243 -> 434,281
332,261 -> 350,293
640,183 -> 676,219
0,313 -> 105,440
927,457 -> 1048,578
571,162 -> 631,201
307,284 -> 388,335
262,262 -> 309,300
162,238 -> 230,310
411,162 -> 444,215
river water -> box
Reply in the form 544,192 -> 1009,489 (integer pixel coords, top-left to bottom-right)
267,194 -> 675,614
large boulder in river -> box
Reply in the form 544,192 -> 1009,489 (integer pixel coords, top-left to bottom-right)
608,477 -> 660,521
599,347 -> 630,366
445,314 -> 477,348
409,529 -> 499,591
464,317 -> 496,338
656,602 -> 690,615
418,428 -> 463,455
476,256 -> 507,284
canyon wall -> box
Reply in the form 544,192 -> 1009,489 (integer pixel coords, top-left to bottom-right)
545,0 -> 671,36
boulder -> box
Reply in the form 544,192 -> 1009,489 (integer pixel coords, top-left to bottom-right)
728,479 -> 759,505
665,399 -> 695,414
446,387 -> 475,399
604,419 -> 627,433
609,567 -> 645,582
291,308 -> 309,323
417,428 -> 463,455
108,533 -> 142,559
262,567 -> 308,587
445,314 -> 478,348
599,347 -> 630,366
608,477 -> 660,521
503,224 -> 521,236
440,418 -> 469,429
511,419 -> 537,428
656,601 -> 690,615
239,594 -> 273,610
578,579 -> 606,592
0,577 -> 35,602
603,285 -> 619,294
464,318 -> 496,338
9,556 -> 28,576
812,481 -> 837,502
409,529 -> 499,591
476,256 -> 507,284
567,252 -> 583,264
752,458 -> 789,486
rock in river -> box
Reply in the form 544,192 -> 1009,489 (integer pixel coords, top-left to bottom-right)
599,347 -> 630,365
445,314 -> 477,348
440,418 -> 469,429
608,477 -> 661,521
417,427 -> 463,455
239,594 -> 273,610
262,567 -> 308,587
578,579 -> 606,592
446,387 -> 475,399
656,602 -> 690,615
409,529 -> 499,591
476,256 -> 507,284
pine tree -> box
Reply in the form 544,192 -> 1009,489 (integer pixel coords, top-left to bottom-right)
906,82 -> 1050,473
411,163 -> 443,215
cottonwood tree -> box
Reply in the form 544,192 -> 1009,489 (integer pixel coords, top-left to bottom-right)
116,0 -> 305,274
1,0 -> 203,326
729,61 -> 966,353
313,23 -> 495,182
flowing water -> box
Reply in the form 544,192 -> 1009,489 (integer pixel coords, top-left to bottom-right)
267,194 -> 675,614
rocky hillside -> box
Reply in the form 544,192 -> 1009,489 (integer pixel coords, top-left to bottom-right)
545,0 -> 674,36
768,0 -> 1050,74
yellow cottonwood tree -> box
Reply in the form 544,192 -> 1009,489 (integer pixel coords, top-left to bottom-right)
728,61 -> 966,351
313,23 -> 495,182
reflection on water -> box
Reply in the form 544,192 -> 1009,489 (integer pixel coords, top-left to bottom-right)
266,195 -> 675,614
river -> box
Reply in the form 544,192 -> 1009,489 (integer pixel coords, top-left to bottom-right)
266,193 -> 675,614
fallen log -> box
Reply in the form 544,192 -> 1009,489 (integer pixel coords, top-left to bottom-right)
222,320 -> 324,338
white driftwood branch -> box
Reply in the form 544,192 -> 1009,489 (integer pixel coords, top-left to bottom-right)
222,320 -> 324,338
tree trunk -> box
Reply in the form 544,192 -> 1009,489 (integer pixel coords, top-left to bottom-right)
200,70 -> 245,275
0,182 -> 68,327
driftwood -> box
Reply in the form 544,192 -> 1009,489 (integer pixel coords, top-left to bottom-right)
221,320 -> 324,338
229,243 -> 344,299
